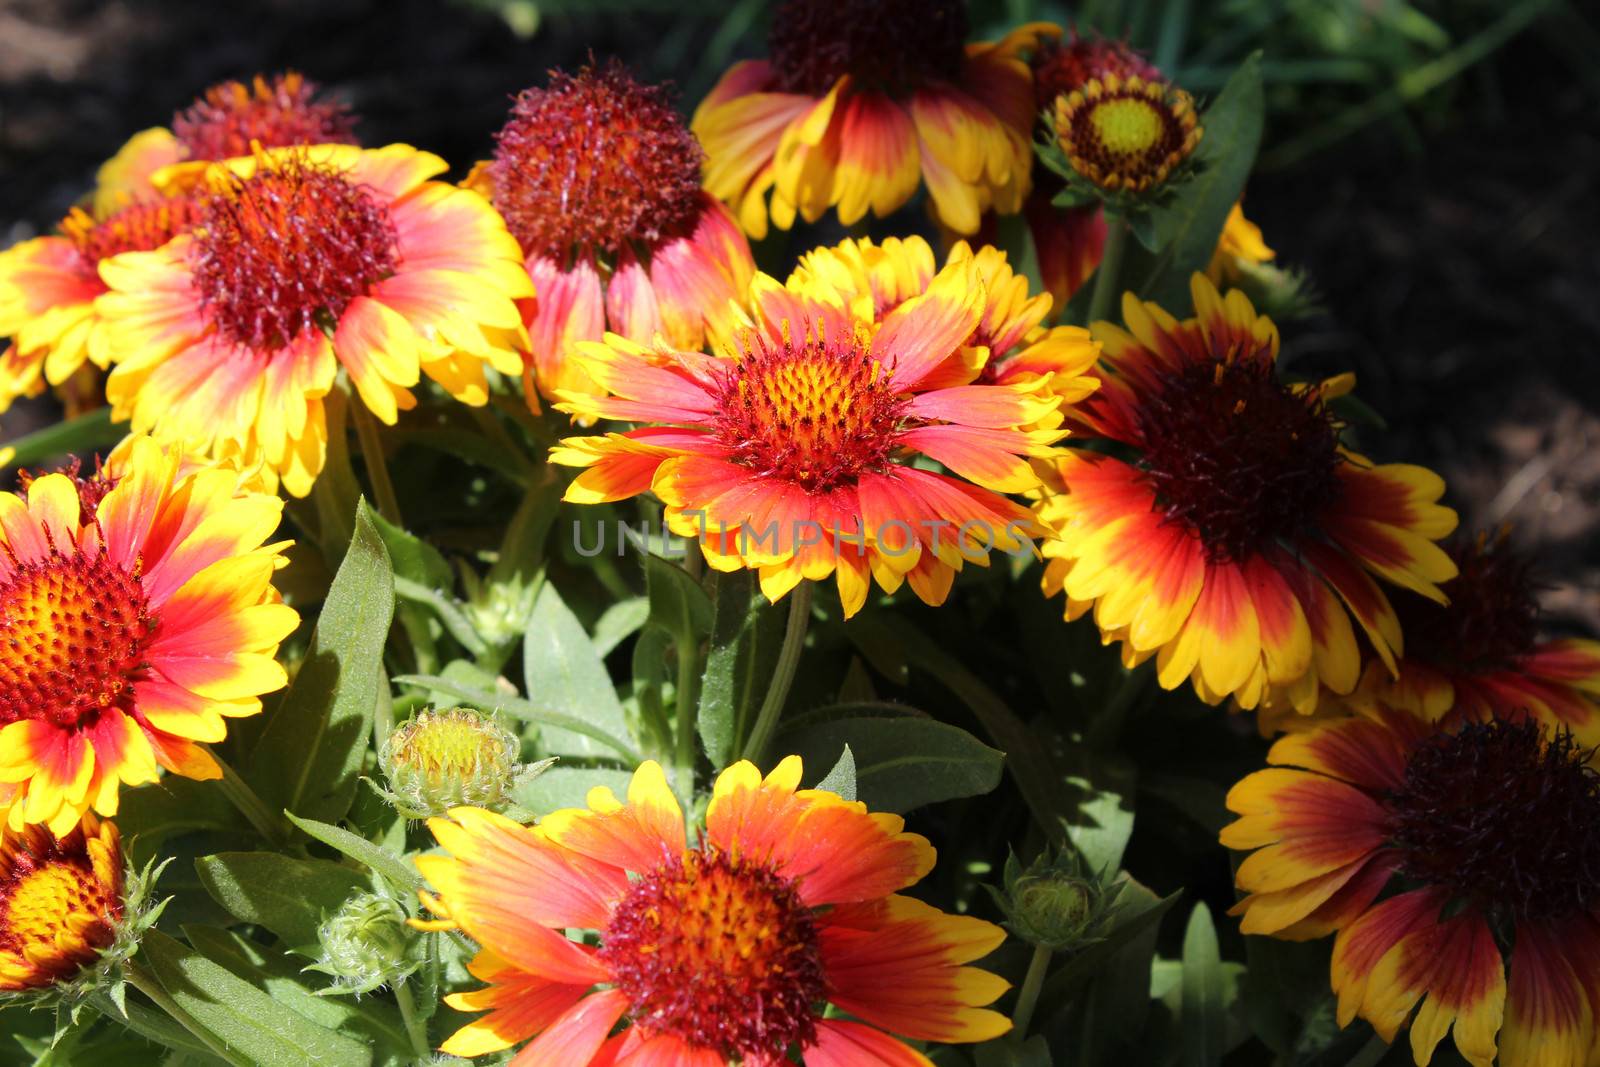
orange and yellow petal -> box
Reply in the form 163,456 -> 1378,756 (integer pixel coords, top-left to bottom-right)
705,757 -> 935,907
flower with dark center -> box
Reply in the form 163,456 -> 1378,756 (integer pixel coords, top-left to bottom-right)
1052,72 -> 1202,200
468,61 -> 753,409
173,72 -> 356,163
1032,30 -> 1162,113
694,0 -> 1044,237
1224,703 -> 1600,1067
1352,531 -> 1600,744
0,436 -> 295,835
550,260 -> 1064,618
0,198 -> 200,413
90,71 -> 364,219
94,143 -> 530,497
414,757 -> 1011,1063
1039,273 -> 1459,712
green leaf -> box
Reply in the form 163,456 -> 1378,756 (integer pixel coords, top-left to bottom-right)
1,408 -> 122,469
815,744 -> 856,801
592,597 -> 650,657
196,853 -> 369,955
780,714 -> 1003,812
183,927 -> 412,1062
522,582 -> 632,757
250,500 -> 395,825
513,766 -> 634,815
643,554 -> 713,642
139,930 -> 370,1067
1129,53 -> 1265,310
393,674 -> 639,762
699,570 -> 787,768
857,614 -> 1074,845
1044,728 -> 1138,874
1181,903 -> 1226,1067
366,508 -> 452,589
87,992 -> 218,1060
117,776 -> 245,853
283,812 -> 422,896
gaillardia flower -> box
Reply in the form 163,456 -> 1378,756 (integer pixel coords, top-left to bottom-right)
1039,274 -> 1458,710
0,198 -> 201,413
96,144 -> 530,496
1050,71 -> 1201,205
92,71 -> 359,214
1223,705 -> 1600,1067
786,234 -> 1100,424
550,257 -> 1066,616
692,0 -> 1041,237
415,758 -> 1011,1063
1012,28 -> 1162,310
465,62 -> 754,406
0,436 -> 296,833
0,815 -> 123,993
1350,531 -> 1600,743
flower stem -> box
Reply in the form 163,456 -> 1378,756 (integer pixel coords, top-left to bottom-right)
126,961 -> 250,1067
393,979 -> 431,1059
740,581 -> 813,763
1085,210 -> 1129,329
350,398 -> 403,526
673,625 -> 702,797
1012,944 -> 1054,1037
206,747 -> 289,845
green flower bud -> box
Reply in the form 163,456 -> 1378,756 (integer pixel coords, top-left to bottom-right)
307,894 -> 419,997
379,707 -> 521,818
987,848 -> 1119,953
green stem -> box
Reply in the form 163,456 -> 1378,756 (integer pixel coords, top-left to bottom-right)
673,625 -> 702,797
740,582 -> 813,763
350,398 -> 403,526
206,747 -> 289,844
1085,211 -> 1129,329
393,980 -> 431,1059
1012,944 -> 1054,1037
126,962 -> 250,1067
393,576 -> 489,658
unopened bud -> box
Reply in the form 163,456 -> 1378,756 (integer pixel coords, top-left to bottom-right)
988,848 -> 1117,952
308,894 -> 419,996
380,708 -> 520,818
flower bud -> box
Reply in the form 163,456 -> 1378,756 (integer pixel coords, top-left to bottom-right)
987,848 -> 1117,953
0,814 -> 165,1011
379,707 -> 521,819
308,893 -> 419,996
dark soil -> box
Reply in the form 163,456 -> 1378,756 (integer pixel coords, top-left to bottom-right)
2,0 -> 1595,633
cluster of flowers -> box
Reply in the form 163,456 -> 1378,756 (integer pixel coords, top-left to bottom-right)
0,3 -> 1596,1065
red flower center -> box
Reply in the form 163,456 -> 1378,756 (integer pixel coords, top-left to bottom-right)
190,156 -> 399,350
0,545 -> 153,731
714,324 -> 908,493
1384,719 -> 1600,923
488,62 -> 704,261
768,0 -> 968,96
1032,35 -> 1161,112
599,848 -> 827,1059
1393,537 -> 1539,674
60,199 -> 203,281
1135,356 -> 1342,563
173,72 -> 357,162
